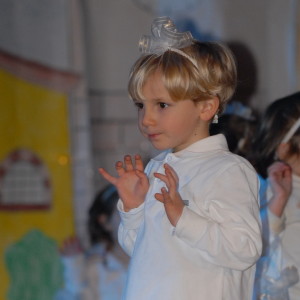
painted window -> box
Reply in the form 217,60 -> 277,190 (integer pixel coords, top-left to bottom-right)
0,149 -> 51,210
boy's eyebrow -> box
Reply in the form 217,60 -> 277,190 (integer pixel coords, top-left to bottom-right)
154,97 -> 174,103
132,97 -> 172,103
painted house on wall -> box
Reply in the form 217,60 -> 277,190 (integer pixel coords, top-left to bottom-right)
0,1 -> 93,299
0,49 -> 78,300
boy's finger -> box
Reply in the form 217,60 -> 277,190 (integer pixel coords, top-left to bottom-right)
124,155 -> 134,171
115,161 -> 126,176
165,168 -> 177,190
161,187 -> 171,203
154,193 -> 164,203
164,163 -> 179,182
135,154 -> 144,171
135,170 -> 149,189
154,172 -> 170,187
98,168 -> 117,185
154,172 -> 167,181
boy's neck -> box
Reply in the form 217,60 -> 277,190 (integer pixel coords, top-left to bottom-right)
172,133 -> 211,153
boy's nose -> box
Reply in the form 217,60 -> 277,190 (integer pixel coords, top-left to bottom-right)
141,109 -> 156,127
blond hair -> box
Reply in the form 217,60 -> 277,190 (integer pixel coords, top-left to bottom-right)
128,41 -> 237,113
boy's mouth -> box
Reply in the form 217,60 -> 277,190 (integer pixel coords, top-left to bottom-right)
148,133 -> 161,139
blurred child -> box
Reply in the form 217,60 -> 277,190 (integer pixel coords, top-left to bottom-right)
251,92 -> 300,299
99,17 -> 262,300
210,100 -> 257,158
55,185 -> 129,300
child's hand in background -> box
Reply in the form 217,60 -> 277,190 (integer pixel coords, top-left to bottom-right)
99,154 -> 149,212
60,236 -> 83,256
154,163 -> 184,227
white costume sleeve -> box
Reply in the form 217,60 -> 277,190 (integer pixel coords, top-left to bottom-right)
117,160 -> 155,256
117,201 -> 145,256
54,254 -> 85,300
175,162 -> 262,271
267,201 -> 286,235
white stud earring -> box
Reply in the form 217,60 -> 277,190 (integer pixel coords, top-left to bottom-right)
212,114 -> 218,124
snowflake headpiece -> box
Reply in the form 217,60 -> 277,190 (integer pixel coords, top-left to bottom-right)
138,16 -> 197,68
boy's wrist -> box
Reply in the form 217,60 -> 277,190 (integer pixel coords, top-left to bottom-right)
119,200 -> 143,212
123,204 -> 143,212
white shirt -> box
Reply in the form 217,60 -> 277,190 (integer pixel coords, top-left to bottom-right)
118,134 -> 262,300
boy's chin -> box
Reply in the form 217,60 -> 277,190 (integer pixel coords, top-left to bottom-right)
151,143 -> 170,151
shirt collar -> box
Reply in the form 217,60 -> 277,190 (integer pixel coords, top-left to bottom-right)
152,134 -> 229,162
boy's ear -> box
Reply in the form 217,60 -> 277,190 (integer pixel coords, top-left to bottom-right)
197,97 -> 219,121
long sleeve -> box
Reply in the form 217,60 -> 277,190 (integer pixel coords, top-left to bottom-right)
117,201 -> 145,256
175,162 -> 262,271
117,158 -> 157,257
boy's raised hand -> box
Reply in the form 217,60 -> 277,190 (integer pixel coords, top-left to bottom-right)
99,154 -> 149,212
154,163 -> 184,227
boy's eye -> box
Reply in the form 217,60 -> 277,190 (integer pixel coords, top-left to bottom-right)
134,102 -> 144,109
159,102 -> 169,109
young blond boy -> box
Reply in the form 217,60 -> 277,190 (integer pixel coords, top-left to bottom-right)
99,17 -> 262,300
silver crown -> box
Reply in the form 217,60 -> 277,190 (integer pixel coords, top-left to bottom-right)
139,16 -> 194,55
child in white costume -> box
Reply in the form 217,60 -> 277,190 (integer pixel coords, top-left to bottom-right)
55,185 -> 129,300
99,17 -> 262,300
251,92 -> 300,300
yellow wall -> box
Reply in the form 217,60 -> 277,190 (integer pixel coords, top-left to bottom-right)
0,69 -> 75,299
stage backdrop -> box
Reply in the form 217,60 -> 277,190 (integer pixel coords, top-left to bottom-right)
0,55 -> 76,300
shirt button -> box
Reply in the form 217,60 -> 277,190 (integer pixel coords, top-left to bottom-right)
166,155 -> 172,162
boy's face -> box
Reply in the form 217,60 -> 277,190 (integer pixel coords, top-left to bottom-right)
134,70 -> 210,152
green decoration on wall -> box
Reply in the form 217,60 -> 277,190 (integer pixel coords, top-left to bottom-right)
5,229 -> 63,300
